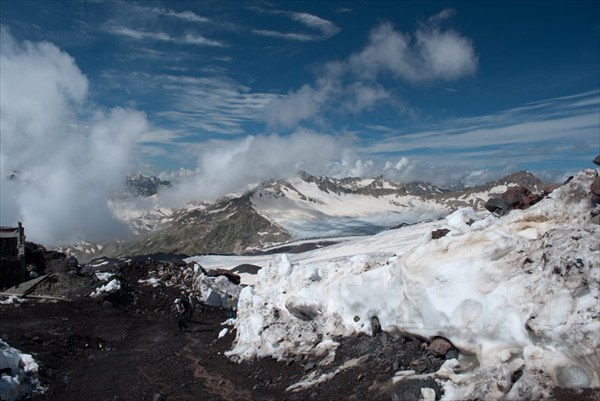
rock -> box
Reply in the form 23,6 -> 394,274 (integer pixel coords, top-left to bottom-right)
591,177 -> 600,197
445,349 -> 459,360
543,183 -> 562,195
371,316 -> 382,336
102,300 -> 114,309
431,228 -> 450,239
66,255 -> 79,270
206,269 -> 241,285
428,337 -> 453,357
485,198 -> 512,216
593,155 -> 600,166
500,185 -> 539,210
392,378 -> 442,401
152,393 -> 166,401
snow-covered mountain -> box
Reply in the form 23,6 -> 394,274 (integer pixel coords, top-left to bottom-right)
61,170 -> 548,261
106,170 -> 547,257
125,174 -> 171,197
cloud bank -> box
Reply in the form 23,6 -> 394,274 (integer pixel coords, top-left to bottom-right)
160,130 -> 350,206
0,28 -> 148,245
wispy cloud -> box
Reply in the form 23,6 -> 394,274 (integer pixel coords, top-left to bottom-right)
153,74 -> 280,134
362,90 -> 600,181
158,8 -> 208,23
105,23 -> 224,47
182,33 -> 224,47
107,25 -> 171,41
251,8 -> 340,41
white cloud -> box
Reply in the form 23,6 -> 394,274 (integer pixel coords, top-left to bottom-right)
285,11 -> 340,37
182,33 -> 224,47
161,9 -> 208,23
151,74 -> 280,134
0,28 -> 148,245
264,84 -> 333,127
107,25 -> 172,42
358,90 -> 600,184
105,23 -> 224,47
368,93 -> 600,154
264,11 -> 478,127
160,130 -> 350,206
415,27 -> 477,80
251,8 -> 340,41
251,29 -> 317,42
349,20 -> 477,83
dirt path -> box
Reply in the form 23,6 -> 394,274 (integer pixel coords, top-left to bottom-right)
0,295 -> 307,401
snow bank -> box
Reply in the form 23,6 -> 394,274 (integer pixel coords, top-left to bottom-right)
227,169 -> 600,400
0,340 -> 44,400
90,278 -> 121,298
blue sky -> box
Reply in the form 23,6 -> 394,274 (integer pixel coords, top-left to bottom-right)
1,1 -> 600,242
2,1 -> 599,178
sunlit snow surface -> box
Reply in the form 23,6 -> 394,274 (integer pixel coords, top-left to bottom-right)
197,169 -> 599,400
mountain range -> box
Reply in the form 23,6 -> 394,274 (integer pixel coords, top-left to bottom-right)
63,170 -> 549,262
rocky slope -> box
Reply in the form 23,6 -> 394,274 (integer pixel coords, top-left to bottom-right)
114,194 -> 291,257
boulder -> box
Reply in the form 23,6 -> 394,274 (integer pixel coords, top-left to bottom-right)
591,177 -> 600,196
484,198 -> 512,216
500,185 -> 540,210
431,228 -> 450,240
428,337 -> 453,357
593,155 -> 600,166
206,269 -> 241,285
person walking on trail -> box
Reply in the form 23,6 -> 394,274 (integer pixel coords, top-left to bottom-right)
226,295 -> 235,319
181,295 -> 192,323
174,298 -> 189,331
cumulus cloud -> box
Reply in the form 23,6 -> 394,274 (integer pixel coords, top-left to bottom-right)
265,10 -> 477,127
0,28 -> 148,245
160,130 -> 349,205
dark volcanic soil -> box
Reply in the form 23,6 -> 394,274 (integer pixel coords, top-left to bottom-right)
1,261 -> 598,401
0,298 -> 447,401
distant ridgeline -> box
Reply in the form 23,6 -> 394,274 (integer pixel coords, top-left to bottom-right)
125,174 -> 171,197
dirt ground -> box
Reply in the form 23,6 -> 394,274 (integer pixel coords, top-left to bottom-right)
1,260 -> 598,401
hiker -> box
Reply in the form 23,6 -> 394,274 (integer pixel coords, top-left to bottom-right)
174,298 -> 188,331
226,295 -> 235,319
183,294 -> 194,323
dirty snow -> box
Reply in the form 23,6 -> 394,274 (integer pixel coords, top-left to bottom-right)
0,340 -> 44,401
220,169 -> 599,400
